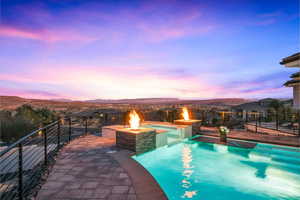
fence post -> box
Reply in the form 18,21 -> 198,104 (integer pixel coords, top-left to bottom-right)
255,114 -> 258,133
44,127 -> 48,166
298,112 -> 300,136
57,119 -> 61,149
18,143 -> 23,200
276,110 -> 279,130
85,117 -> 88,135
69,118 -> 72,142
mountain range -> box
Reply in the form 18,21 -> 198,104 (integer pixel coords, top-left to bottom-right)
0,96 -> 253,110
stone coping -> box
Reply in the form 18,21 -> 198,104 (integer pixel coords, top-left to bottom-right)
102,122 -> 182,134
143,121 -> 189,128
174,119 -> 202,123
117,128 -> 156,135
194,135 -> 257,149
111,150 -> 168,200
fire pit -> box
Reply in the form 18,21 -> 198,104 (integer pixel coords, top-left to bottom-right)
116,110 -> 156,154
174,107 -> 201,136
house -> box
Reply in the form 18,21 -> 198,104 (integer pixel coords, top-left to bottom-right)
232,98 -> 273,120
280,52 -> 300,109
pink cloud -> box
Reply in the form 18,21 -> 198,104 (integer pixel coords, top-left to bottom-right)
0,65 -> 222,99
1,1 -> 215,44
0,87 -> 62,99
2,62 -> 292,100
0,25 -> 96,43
138,23 -> 215,42
0,26 -> 40,40
0,65 -> 292,100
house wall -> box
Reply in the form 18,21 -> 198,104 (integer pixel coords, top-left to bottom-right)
293,85 -> 300,109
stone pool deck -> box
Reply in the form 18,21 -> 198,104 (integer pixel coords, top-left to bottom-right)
36,135 -> 167,200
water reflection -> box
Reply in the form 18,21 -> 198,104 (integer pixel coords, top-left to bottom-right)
181,145 -> 197,198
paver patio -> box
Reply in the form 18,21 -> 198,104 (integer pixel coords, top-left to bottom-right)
36,135 -> 137,200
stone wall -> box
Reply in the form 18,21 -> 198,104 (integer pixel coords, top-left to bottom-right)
116,130 -> 156,154
174,120 -> 201,136
191,122 -> 202,136
293,85 -> 300,109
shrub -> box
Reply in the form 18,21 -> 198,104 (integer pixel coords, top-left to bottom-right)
0,116 -> 36,143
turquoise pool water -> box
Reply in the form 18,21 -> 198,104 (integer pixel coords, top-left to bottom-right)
143,125 -> 183,144
133,139 -> 300,200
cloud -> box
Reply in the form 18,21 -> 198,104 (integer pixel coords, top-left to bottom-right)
218,71 -> 292,98
1,0 -> 215,43
0,65 -> 221,99
0,25 -> 96,43
0,87 -> 61,99
0,65 -> 293,100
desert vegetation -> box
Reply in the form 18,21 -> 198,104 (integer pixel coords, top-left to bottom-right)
0,105 -> 58,143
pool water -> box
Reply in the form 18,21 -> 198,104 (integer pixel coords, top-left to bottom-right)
143,125 -> 183,144
133,139 -> 300,200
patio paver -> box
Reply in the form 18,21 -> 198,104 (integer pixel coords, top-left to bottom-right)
36,135 -> 137,200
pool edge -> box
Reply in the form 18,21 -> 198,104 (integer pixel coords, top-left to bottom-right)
110,150 -> 168,200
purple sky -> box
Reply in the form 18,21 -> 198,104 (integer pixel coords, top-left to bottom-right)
0,0 -> 299,100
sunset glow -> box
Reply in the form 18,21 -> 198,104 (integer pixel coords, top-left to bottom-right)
0,0 -> 298,100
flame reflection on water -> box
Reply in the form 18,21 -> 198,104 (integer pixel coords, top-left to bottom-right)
181,145 -> 198,198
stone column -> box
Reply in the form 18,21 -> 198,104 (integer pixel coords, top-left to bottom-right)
174,120 -> 202,136
116,128 -> 156,154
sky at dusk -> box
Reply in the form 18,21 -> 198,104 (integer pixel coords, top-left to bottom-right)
0,0 -> 299,100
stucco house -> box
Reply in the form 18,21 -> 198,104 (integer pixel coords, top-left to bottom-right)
280,52 -> 300,110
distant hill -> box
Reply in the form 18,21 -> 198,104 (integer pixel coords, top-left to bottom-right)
49,98 -> 73,102
0,96 -> 95,111
86,98 -> 252,105
86,98 -> 180,104
175,98 -> 253,106
0,96 -> 252,110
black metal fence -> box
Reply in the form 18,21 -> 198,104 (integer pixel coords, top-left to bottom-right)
0,117 -> 89,200
144,109 -> 300,136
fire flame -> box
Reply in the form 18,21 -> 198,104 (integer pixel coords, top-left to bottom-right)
182,107 -> 190,121
129,110 -> 140,129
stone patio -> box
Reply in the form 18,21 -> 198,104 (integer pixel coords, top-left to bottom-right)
36,135 -> 137,200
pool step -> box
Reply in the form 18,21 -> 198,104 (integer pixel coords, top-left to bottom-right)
250,147 -> 300,166
254,146 -> 300,159
167,140 -> 182,147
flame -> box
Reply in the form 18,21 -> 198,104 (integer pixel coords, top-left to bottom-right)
129,110 -> 140,129
182,107 -> 190,121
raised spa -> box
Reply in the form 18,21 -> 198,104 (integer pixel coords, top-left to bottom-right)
101,121 -> 192,154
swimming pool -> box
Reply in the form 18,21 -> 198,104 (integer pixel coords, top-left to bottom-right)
133,138 -> 300,200
143,124 -> 184,144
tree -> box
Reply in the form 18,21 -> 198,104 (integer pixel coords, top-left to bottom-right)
268,100 -> 284,129
0,105 -> 58,143
0,115 -> 36,143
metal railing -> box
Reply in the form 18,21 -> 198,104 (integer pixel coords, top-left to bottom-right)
148,109 -> 300,136
242,112 -> 300,136
0,117 -> 89,200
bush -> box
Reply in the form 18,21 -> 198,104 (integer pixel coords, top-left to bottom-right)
212,118 -> 220,126
0,116 -> 36,143
0,105 -> 58,143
